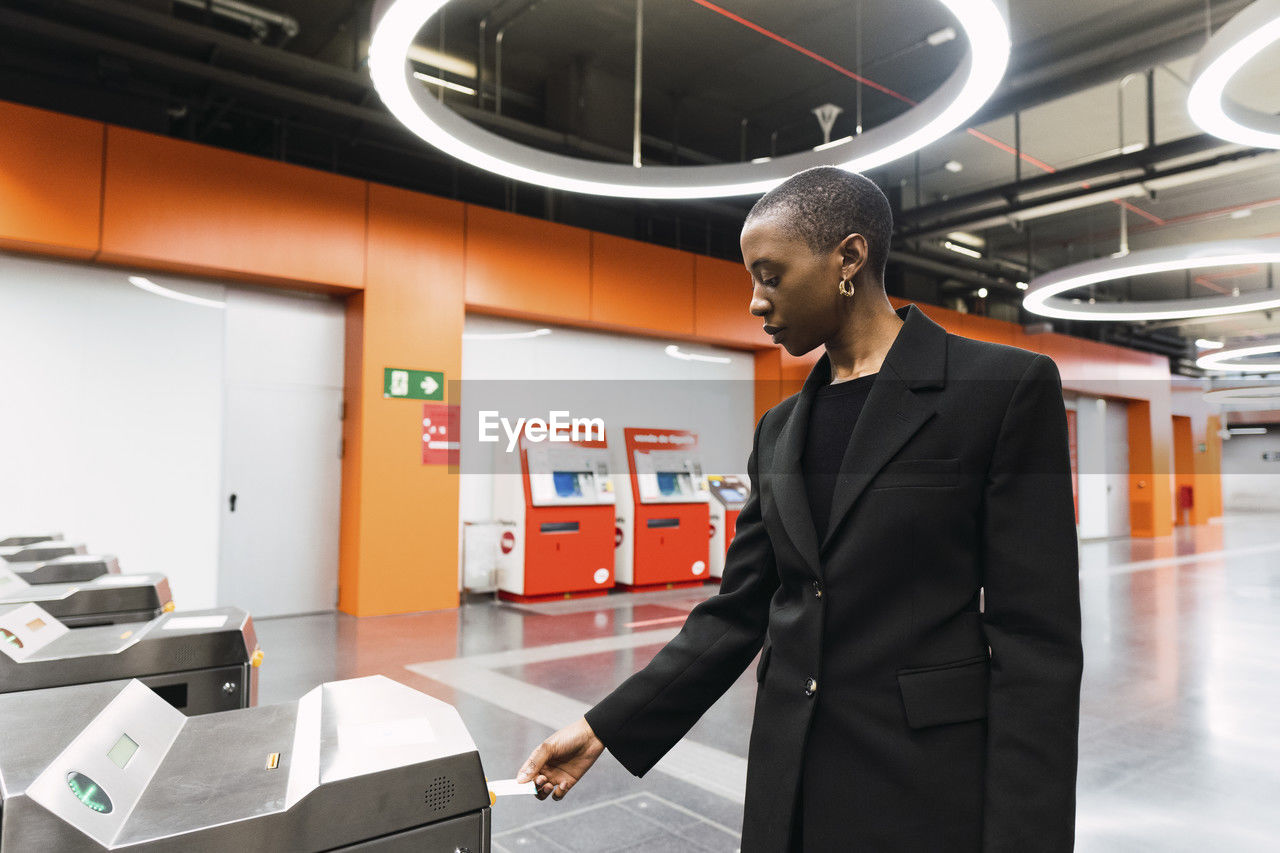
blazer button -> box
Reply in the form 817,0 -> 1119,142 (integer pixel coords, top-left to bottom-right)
804,678 -> 818,697
812,581 -> 823,598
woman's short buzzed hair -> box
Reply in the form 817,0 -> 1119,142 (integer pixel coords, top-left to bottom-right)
745,166 -> 893,281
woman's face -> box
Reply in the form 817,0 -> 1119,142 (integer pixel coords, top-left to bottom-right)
740,213 -> 852,357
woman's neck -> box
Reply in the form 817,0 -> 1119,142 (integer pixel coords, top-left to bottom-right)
824,295 -> 904,382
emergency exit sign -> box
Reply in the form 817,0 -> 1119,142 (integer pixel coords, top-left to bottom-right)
383,368 -> 444,401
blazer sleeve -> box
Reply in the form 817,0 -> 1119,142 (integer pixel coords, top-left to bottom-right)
584,414 -> 779,777
979,354 -> 1084,853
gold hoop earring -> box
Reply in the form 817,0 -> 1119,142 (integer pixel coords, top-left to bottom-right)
838,277 -> 855,297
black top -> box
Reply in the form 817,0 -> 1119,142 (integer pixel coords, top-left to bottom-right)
802,372 -> 877,543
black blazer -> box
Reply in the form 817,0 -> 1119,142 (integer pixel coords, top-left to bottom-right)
585,303 -> 1083,852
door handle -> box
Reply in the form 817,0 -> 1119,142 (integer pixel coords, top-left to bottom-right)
229,493 -> 237,512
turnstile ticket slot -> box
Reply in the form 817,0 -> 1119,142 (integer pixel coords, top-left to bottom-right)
538,522 -> 580,534
646,518 -> 680,529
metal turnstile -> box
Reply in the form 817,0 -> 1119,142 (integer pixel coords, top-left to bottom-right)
0,675 -> 490,851
1,541 -> 86,563
0,571 -> 172,627
0,603 -> 259,714
12,554 -> 121,585
0,533 -> 63,547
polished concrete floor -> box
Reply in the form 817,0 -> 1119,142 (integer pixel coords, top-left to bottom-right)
255,512 -> 1280,851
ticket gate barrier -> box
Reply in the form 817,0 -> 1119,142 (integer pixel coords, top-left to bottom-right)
494,434 -> 616,602
0,675 -> 490,851
0,603 -> 259,714
612,428 -> 712,590
706,475 -> 750,580
0,570 -> 172,628
13,554 -> 121,585
0,533 -> 62,547
1,541 -> 87,563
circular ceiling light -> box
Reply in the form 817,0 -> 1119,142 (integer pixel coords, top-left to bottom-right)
1202,383 -> 1280,404
1187,0 -> 1280,149
368,0 -> 1011,199
1022,238 -> 1280,321
1197,341 -> 1280,373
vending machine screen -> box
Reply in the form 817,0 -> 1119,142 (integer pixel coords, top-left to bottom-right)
656,472 -> 690,497
553,471 -> 586,498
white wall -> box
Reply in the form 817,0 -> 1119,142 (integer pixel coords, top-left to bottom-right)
1074,395 -> 1130,539
0,253 -> 226,606
1221,429 -> 1280,511
0,253 -> 345,612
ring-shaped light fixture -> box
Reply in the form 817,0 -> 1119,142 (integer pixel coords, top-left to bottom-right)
1197,342 -> 1280,372
369,0 -> 1011,199
1202,384 -> 1280,404
1187,0 -> 1280,149
1022,239 -> 1280,321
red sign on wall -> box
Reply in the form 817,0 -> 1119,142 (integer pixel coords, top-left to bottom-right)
422,403 -> 460,466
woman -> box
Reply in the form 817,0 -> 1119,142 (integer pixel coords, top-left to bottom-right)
517,167 -> 1083,852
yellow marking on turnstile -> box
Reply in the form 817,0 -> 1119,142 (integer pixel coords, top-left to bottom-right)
251,649 -> 265,667
489,791 -> 497,807
265,753 -> 280,770
119,630 -> 133,640
162,601 -> 176,612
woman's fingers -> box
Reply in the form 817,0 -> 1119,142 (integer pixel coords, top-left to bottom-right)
517,743 -> 551,783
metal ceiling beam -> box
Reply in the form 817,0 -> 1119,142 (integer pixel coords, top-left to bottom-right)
895,135 -> 1270,238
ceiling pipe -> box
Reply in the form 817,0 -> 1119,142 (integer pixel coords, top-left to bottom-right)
171,0 -> 298,45
896,135 -> 1270,238
887,250 -> 1007,290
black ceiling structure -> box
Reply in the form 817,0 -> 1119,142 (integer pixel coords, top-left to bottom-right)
2,0 -> 1277,370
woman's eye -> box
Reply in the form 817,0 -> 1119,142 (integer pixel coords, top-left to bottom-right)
763,277 -> 779,287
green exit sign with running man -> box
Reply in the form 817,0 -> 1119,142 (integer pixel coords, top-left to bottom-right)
383,368 -> 444,401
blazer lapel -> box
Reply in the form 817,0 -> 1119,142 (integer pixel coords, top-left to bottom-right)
820,304 -> 948,554
769,356 -> 829,576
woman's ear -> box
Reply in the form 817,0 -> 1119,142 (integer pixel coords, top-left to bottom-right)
839,233 -> 869,280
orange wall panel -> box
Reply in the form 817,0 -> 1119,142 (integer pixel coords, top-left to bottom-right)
343,183 -> 466,617
464,205 -> 591,321
100,127 -> 366,289
754,349 -> 783,423
0,101 -> 104,258
695,255 -> 762,346
590,233 -> 695,335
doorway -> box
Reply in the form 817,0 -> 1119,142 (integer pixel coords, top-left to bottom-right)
218,287 -> 345,617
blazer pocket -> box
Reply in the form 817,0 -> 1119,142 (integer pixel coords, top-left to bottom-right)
896,654 -> 989,729
871,457 -> 960,489
756,643 -> 772,683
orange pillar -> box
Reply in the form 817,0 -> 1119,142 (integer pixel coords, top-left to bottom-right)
1192,414 -> 1224,525
339,183 -> 466,616
1127,398 -> 1174,538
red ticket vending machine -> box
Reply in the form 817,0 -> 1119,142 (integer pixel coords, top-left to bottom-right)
493,434 -> 617,602
706,474 -> 750,580
614,428 -> 711,590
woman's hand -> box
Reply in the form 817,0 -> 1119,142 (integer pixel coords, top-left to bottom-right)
516,716 -> 605,801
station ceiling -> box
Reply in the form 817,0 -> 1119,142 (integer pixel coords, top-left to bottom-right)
2,0 -> 1277,366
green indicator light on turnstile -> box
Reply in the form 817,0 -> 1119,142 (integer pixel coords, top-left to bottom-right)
0,629 -> 21,649
66,771 -> 113,814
